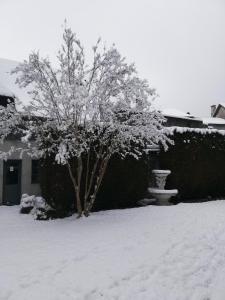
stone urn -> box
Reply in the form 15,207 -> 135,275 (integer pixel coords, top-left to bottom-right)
148,169 -> 178,205
152,169 -> 171,189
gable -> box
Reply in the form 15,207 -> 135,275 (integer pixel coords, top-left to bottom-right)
214,104 -> 225,119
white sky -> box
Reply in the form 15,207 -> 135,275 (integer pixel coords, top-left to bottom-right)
0,0 -> 225,116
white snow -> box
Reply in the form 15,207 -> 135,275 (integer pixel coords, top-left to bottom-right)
1,201 -> 225,300
148,187 -> 178,194
167,126 -> 225,136
162,108 -> 195,118
0,58 -> 31,109
152,169 -> 171,174
202,117 -> 225,125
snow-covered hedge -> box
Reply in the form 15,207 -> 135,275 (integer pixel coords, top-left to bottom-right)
167,126 -> 225,136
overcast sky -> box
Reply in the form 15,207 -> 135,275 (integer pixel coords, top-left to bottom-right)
0,0 -> 225,116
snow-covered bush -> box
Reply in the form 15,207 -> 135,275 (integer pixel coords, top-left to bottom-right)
20,194 -> 35,214
34,196 -> 49,209
0,25 -> 170,217
20,194 -> 54,220
32,196 -> 54,221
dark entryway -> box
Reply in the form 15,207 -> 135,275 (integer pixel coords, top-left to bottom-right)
3,160 -> 22,205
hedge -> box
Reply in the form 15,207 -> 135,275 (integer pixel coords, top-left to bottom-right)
40,128 -> 225,213
160,130 -> 225,201
40,153 -> 155,215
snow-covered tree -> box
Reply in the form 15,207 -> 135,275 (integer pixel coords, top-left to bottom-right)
0,26 -> 170,217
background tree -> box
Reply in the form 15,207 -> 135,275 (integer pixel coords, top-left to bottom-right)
0,26 -> 170,217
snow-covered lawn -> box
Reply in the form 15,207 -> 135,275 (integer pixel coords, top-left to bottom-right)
1,202 -> 225,300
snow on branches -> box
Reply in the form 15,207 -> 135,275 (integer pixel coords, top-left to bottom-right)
0,26 -> 170,217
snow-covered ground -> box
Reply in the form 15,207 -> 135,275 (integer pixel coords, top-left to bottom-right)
1,201 -> 225,300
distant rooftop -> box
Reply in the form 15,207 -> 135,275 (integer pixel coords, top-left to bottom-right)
161,108 -> 194,119
202,117 -> 225,125
0,58 -> 31,110
0,82 -> 14,98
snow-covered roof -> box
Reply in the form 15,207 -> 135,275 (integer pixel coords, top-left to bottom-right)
161,108 -> 194,119
166,126 -> 225,136
0,82 -> 14,98
202,117 -> 225,125
0,58 -> 31,110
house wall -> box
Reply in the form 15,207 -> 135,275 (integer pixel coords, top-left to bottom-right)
207,124 -> 225,130
0,140 -> 41,205
164,115 -> 204,128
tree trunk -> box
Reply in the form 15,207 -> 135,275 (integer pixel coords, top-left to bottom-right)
67,161 -> 83,218
75,187 -> 83,218
84,156 -> 110,216
67,152 -> 110,218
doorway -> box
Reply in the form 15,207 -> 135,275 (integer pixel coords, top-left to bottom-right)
3,160 -> 22,205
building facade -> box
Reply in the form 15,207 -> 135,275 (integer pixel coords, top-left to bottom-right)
0,140 -> 41,205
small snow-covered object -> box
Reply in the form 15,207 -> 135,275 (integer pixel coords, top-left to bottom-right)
20,194 -> 54,220
34,196 -> 47,209
34,196 -> 53,212
20,194 -> 35,214
33,207 -> 49,221
33,196 -> 55,220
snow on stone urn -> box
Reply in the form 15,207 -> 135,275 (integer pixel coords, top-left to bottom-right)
148,169 -> 178,205
152,169 -> 171,189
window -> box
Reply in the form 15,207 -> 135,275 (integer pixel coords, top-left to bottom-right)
31,160 -> 40,184
5,161 -> 21,185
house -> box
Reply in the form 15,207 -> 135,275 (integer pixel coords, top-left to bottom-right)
161,108 -> 204,128
0,58 -> 224,206
0,58 -> 41,205
162,107 -> 225,131
201,117 -> 225,130
202,104 -> 225,130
